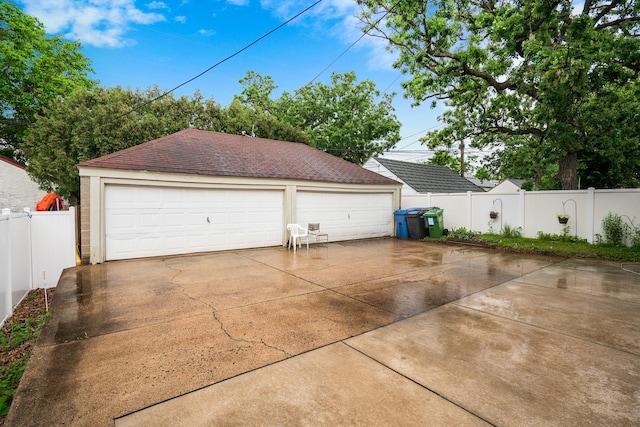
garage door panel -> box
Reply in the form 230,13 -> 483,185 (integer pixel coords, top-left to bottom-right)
297,192 -> 393,241
105,186 -> 283,260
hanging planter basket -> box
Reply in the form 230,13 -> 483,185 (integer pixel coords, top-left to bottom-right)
490,211 -> 499,219
557,215 -> 569,224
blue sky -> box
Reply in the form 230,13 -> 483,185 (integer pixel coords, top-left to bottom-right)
17,0 -> 445,162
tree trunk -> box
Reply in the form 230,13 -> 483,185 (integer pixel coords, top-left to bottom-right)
558,150 -> 577,190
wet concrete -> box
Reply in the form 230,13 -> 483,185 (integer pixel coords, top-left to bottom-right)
6,239 -> 640,426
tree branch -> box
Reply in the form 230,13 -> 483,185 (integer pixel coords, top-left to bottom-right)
488,125 -> 546,139
594,0 -> 622,23
595,16 -> 640,30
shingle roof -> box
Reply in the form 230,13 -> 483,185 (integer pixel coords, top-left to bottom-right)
0,155 -> 26,170
78,129 -> 400,186
374,157 -> 484,193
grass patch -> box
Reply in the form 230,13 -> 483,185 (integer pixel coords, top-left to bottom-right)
444,229 -> 640,262
0,289 -> 53,419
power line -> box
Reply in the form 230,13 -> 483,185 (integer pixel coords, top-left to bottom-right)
298,0 -> 402,89
110,0 -> 324,124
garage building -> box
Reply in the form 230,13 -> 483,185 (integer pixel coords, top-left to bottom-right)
78,129 -> 401,264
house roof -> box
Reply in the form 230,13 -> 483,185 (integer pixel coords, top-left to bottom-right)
505,178 -> 525,187
374,157 -> 484,193
0,155 -> 26,170
78,129 -> 400,186
465,177 -> 497,189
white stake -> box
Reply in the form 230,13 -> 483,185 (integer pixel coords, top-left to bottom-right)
43,271 -> 48,312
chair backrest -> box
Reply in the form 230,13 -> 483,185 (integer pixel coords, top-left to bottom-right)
308,223 -> 320,231
287,223 -> 306,237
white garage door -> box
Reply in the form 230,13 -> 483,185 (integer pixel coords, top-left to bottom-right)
296,192 -> 393,241
105,185 -> 283,260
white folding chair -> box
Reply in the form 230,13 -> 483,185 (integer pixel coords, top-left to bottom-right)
287,224 -> 309,252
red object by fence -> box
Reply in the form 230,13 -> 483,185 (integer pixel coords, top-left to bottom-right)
36,193 -> 64,211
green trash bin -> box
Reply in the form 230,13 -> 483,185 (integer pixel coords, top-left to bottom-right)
423,208 -> 444,238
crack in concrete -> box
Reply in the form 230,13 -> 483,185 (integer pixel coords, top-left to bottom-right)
163,259 -> 291,358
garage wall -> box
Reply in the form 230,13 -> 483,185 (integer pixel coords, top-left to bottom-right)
79,169 -> 401,264
296,192 -> 394,241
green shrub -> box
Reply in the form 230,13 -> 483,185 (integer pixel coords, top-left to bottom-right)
537,230 -> 587,243
501,224 -> 522,238
632,227 -> 640,248
601,213 -> 629,246
445,227 -> 480,241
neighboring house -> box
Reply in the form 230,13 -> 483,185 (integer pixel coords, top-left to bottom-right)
0,156 -> 45,212
362,157 -> 484,195
489,179 -> 525,193
78,129 -> 402,264
465,177 -> 498,191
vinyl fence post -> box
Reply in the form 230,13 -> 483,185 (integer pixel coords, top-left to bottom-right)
2,209 -> 13,321
519,190 -> 526,236
467,191 -> 473,230
586,187 -> 595,243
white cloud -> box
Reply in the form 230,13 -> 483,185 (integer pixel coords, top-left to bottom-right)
259,0 -> 396,71
226,0 -> 249,5
198,29 -> 215,37
146,1 -> 169,10
20,0 -> 166,48
175,15 -> 187,23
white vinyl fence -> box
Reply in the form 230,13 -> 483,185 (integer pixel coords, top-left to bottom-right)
0,207 -> 76,325
402,188 -> 640,243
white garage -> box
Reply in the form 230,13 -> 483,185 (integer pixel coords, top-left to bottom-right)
296,192 -> 393,241
104,185 -> 284,261
78,130 -> 401,264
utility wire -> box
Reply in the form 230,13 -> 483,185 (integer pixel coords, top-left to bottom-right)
298,0 -> 402,89
110,0 -> 324,123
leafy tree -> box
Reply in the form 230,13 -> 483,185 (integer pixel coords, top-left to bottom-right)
221,99 -> 309,143
427,149 -> 461,171
359,0 -> 640,189
236,71 -> 278,114
426,148 -> 477,176
576,80 -> 640,188
0,1 -> 94,161
238,71 -> 401,165
22,87 -> 225,204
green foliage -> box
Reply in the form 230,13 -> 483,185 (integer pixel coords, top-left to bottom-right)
0,1 -> 95,161
426,148 -> 477,176
444,227 -> 638,260
0,314 -> 49,350
359,0 -> 640,189
476,234 -> 640,262
23,87 -> 225,204
0,311 -> 50,416
0,358 -> 28,416
445,227 -> 479,241
238,70 -> 402,165
631,228 -> 640,249
501,224 -> 522,238
537,231 -> 588,244
601,213 -> 629,246
221,99 -> 308,143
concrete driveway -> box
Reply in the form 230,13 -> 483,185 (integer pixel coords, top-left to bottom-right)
7,238 -> 640,426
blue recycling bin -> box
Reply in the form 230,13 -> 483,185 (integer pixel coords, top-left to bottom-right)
394,208 -> 422,239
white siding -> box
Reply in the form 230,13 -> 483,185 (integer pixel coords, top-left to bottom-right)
297,192 -> 393,241
105,185 -> 283,260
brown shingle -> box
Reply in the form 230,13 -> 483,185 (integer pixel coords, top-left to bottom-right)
78,129 -> 400,186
